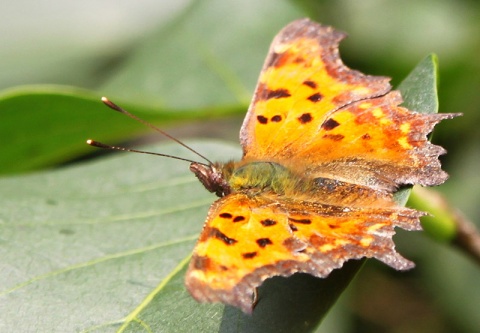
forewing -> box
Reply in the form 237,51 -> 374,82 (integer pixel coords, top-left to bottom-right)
240,18 -> 391,158
240,18 -> 457,190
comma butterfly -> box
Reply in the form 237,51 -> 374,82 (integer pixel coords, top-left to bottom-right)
184,18 -> 459,313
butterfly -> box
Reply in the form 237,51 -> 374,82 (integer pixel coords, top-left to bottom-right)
182,18 -> 458,314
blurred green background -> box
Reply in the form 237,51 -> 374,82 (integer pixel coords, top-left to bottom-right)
1,0 -> 478,332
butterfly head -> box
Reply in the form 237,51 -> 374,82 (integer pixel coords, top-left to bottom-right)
190,162 -> 234,197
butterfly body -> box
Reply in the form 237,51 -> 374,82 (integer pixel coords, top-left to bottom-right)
185,19 -> 458,313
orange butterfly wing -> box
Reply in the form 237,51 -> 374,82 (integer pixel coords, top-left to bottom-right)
186,192 -> 422,313
240,19 -> 456,190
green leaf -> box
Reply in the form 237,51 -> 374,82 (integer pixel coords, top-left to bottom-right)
394,54 -> 440,206
397,54 -> 439,115
0,85 -> 240,175
0,85 -> 103,174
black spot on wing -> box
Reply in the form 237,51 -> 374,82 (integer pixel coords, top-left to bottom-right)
257,115 -> 268,124
256,238 -> 273,248
289,217 -> 312,225
303,80 -> 317,89
307,92 -> 323,103
321,118 -> 340,130
233,216 -> 245,222
261,219 -> 277,226
209,227 -> 237,245
242,252 -> 258,259
265,89 -> 291,100
298,113 -> 312,124
271,115 -> 282,122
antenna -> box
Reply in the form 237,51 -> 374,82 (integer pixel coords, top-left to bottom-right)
86,139 -> 206,165
87,97 -> 213,165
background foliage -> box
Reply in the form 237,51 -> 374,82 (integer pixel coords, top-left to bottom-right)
1,0 -> 478,332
